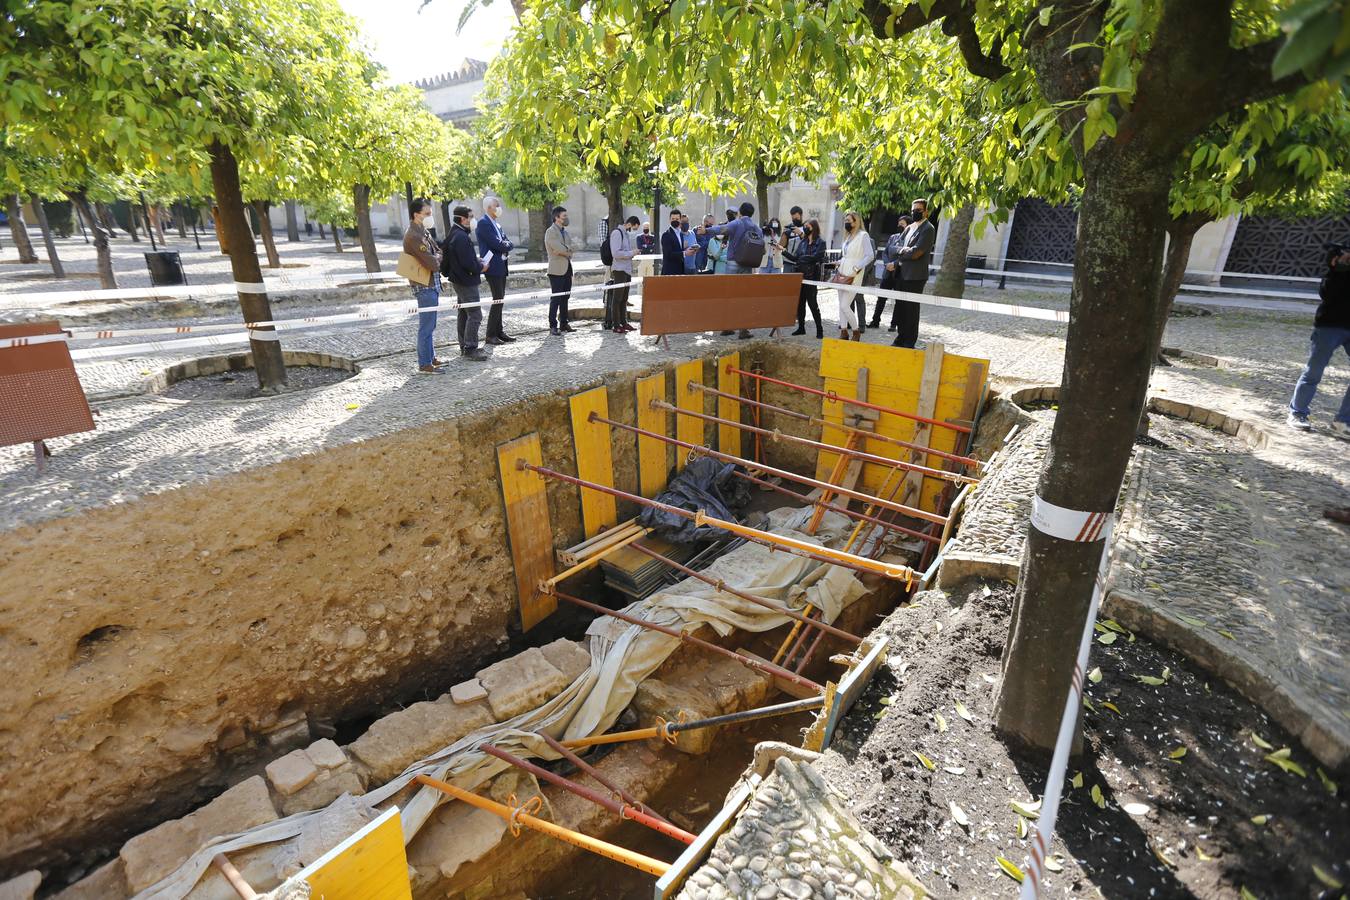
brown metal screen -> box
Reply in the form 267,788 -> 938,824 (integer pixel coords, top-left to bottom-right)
0,322 -> 95,447
640,273 -> 802,335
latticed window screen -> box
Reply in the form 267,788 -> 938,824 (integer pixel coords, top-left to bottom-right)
1005,198 -> 1078,264
1224,211 -> 1350,277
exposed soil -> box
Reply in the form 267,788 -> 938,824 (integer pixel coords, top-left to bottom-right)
160,364 -> 354,400
817,580 -> 1349,899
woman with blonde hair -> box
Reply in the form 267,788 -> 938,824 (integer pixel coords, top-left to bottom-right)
832,210 -> 874,340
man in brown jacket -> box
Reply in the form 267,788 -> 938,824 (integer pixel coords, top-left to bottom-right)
403,198 -> 445,373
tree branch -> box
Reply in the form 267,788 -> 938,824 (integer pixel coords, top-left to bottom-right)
1211,37 -> 1309,115
942,11 -> 1010,80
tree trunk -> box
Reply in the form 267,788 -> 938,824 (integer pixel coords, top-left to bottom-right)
174,202 -> 188,238
353,183 -> 380,273
69,190 -> 116,288
150,204 -> 167,245
29,194 -> 64,278
124,202 -> 141,242
331,223 -> 344,252
95,201 -> 120,236
318,222 -> 326,240
1150,213 -> 1209,365
284,200 -> 300,242
4,194 -> 39,263
252,200 -> 281,268
933,203 -> 976,298
525,206 -> 548,262
755,166 -> 771,225
211,204 -> 229,254
605,176 -> 626,243
993,149 -> 1174,755
209,140 -> 287,392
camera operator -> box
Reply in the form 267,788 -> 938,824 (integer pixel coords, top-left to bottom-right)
1287,242 -> 1350,437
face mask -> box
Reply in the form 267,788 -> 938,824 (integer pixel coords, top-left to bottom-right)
681,223 -> 690,232
844,221 -> 855,232
911,209 -> 924,219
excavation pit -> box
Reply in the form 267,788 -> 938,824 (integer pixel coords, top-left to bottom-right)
1,338 -> 989,898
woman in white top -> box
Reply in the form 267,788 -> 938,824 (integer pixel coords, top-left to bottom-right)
835,210 -> 875,340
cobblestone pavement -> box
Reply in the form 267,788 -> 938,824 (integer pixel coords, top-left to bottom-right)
2,274 -> 1346,750
677,756 -> 925,900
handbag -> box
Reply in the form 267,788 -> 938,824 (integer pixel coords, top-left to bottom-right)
396,251 -> 432,286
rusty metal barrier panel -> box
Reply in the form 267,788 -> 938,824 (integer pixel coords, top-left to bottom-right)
640,273 -> 802,335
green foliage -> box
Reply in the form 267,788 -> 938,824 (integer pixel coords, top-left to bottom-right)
1275,0 -> 1350,83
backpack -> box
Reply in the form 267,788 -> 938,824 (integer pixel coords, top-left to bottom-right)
733,220 -> 766,268
600,228 -> 616,266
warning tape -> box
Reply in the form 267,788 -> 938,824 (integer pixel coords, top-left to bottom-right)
930,252 -> 1324,285
942,265 -> 1318,300
1018,502 -> 1116,899
805,279 -> 1070,322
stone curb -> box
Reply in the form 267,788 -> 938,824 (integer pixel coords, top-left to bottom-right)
1103,587 -> 1348,773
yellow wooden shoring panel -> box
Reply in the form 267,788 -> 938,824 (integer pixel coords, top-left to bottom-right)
300,807 -> 412,900
900,342 -> 946,508
716,351 -> 741,458
635,372 -> 668,497
497,434 -> 556,631
674,359 -> 704,471
813,340 -> 988,514
569,387 -> 618,537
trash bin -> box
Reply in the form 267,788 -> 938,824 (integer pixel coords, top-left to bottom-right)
966,254 -> 987,285
145,250 -> 186,286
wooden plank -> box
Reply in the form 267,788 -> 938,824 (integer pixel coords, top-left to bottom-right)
674,359 -> 704,471
716,351 -> 741,458
640,273 -> 801,335
497,434 -> 556,631
300,807 -> 412,900
654,780 -> 757,899
635,372 -> 669,497
569,387 -> 618,538
900,342 -> 945,508
821,638 -> 888,751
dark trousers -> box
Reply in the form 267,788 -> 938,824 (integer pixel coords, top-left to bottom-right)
452,282 -> 483,351
605,271 -> 631,328
548,267 -> 572,328
796,283 -> 821,334
891,278 -> 925,348
871,272 -> 897,325
485,274 -> 508,338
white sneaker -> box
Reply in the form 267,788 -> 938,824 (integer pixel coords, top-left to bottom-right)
1331,421 -> 1350,439
1287,411 -> 1312,432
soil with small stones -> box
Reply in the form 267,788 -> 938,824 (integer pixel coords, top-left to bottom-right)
817,580 -> 1348,899
160,364 -> 353,400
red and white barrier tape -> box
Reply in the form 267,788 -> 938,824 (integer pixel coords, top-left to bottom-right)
805,279 -> 1071,322
1019,496 -> 1116,899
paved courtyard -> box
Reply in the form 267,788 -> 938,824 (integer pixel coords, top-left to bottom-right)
2,234 -> 1347,759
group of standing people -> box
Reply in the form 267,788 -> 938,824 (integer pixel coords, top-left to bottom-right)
829,199 -> 936,346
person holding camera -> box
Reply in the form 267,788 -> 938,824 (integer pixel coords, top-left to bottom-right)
1288,243 -> 1350,436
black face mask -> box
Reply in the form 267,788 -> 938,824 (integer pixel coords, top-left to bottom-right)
844,221 -> 855,232
911,209 -> 924,219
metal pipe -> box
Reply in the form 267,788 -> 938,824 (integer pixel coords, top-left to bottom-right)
725,365 -> 973,435
413,775 -> 671,877
519,461 -> 915,581
626,542 -> 863,644
669,695 -> 825,731
479,744 -> 696,845
731,470 -> 940,545
652,400 -> 977,486
560,725 -> 665,749
687,383 -> 982,469
794,621 -> 829,674
551,589 -> 823,692
584,413 -> 947,527
211,853 -> 258,900
539,732 -> 675,827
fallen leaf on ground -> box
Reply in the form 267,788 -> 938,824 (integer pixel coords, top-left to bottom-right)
345,403 -> 359,410
1240,887 -> 1258,900
1101,619 -> 1127,633
1070,772 -> 1084,789
1123,801 -> 1151,816
1087,666 -> 1102,684
1137,675 -> 1167,686
913,750 -> 936,771
1196,845 -> 1214,862
1151,842 -> 1177,869
1016,815 -> 1028,838
996,857 -> 1024,883
1044,856 -> 1063,873
1316,767 -> 1338,796
1264,749 -> 1307,777
1219,630 -> 1236,640
944,765 -> 965,775
934,712 -> 947,733
1169,746 -> 1187,760
1250,732 -> 1274,750
1250,814 -> 1270,825
1176,613 -> 1206,627
1096,632 -> 1118,645
955,700 -> 973,722
950,800 -> 969,829
1312,864 -> 1344,890
1010,799 -> 1041,819
1101,701 -> 1122,716
1090,784 -> 1106,809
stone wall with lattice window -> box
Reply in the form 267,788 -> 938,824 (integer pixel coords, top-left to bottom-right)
1224,211 -> 1350,278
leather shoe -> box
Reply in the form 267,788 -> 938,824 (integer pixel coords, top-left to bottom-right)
497,333 -> 517,343
485,336 -> 506,346
790,326 -> 806,335
550,327 -> 562,336
462,348 -> 489,361
560,324 -> 575,332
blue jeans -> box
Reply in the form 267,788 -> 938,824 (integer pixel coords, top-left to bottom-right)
1290,326 -> 1350,422
726,261 -> 748,275
414,275 -> 441,367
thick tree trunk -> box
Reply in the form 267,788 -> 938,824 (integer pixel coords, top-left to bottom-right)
603,171 -> 627,242
1151,214 -> 1208,365
353,183 -> 380,273
174,202 -> 188,238
95,201 -> 120,237
525,206 -> 549,262
331,223 -> 344,252
993,149 -> 1173,755
284,200 -> 300,242
755,167 -> 771,225
4,194 -> 39,263
211,204 -> 229,255
209,140 -> 287,392
933,203 -> 976,298
252,200 -> 281,268
70,190 -> 116,288
29,194 -> 64,278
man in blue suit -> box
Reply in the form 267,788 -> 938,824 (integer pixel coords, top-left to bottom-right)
660,209 -> 691,275
476,197 -> 516,345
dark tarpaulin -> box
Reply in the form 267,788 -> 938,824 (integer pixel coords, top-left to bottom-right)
638,457 -> 751,543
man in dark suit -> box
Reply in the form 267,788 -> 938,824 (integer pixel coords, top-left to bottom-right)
660,208 -> 692,275
890,199 -> 937,349
441,206 -> 488,361
476,197 -> 515,345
